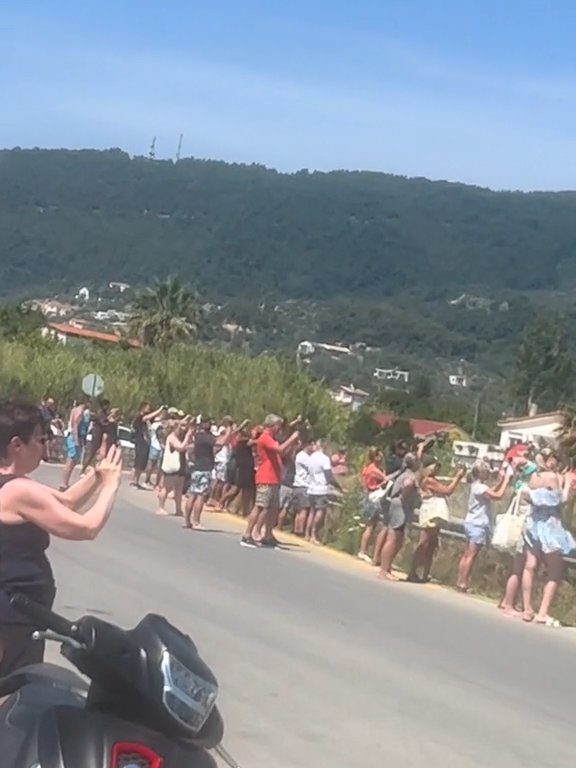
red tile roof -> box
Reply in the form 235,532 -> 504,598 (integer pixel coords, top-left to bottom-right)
374,412 -> 458,437
48,322 -> 141,348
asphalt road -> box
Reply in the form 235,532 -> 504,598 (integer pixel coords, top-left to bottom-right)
37,466 -> 576,768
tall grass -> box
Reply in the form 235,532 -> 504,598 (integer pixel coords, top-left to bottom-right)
0,339 -> 346,437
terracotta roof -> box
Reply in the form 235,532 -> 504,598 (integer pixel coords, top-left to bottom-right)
48,322 -> 141,348
374,412 -> 460,437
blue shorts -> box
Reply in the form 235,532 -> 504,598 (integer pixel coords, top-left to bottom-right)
148,446 -> 161,462
65,434 -> 81,462
464,521 -> 489,546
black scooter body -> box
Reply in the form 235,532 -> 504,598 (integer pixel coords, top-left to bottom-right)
0,600 -> 224,768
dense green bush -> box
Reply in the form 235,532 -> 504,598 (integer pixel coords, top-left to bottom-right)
0,339 -> 346,437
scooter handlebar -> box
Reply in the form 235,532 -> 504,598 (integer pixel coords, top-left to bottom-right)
10,593 -> 75,637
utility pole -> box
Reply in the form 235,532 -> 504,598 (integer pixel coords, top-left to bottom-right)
472,391 -> 482,440
176,133 -> 183,162
149,136 -> 156,161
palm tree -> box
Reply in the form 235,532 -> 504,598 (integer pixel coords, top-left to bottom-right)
129,277 -> 202,349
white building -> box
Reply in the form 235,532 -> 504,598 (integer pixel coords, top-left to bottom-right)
452,440 -> 504,468
449,374 -> 468,388
373,368 -> 410,384
498,411 -> 564,450
332,385 -> 370,412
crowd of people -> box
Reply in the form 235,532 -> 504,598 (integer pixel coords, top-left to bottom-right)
356,438 -> 576,626
40,396 -> 576,629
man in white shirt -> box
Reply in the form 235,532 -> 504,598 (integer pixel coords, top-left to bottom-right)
292,439 -> 316,536
306,440 -> 343,545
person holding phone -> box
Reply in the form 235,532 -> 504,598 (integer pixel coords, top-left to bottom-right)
0,399 -> 123,676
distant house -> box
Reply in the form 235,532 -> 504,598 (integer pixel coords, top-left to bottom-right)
109,281 -> 131,293
497,411 -> 564,450
44,322 -> 141,349
373,368 -> 410,384
452,440 -> 504,468
449,374 -> 468,388
332,384 -> 370,412
374,412 -> 469,440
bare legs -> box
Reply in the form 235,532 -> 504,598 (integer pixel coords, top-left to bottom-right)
456,541 -> 482,591
60,456 -> 79,490
305,508 -> 327,545
183,493 -> 208,529
358,518 -> 379,561
379,528 -> 404,580
522,549 -> 564,622
372,527 -> 388,567
499,553 -> 526,616
156,476 -> 184,517
294,506 -> 310,536
408,528 -> 439,582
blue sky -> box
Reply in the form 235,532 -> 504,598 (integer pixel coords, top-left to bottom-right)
2,1 -> 576,190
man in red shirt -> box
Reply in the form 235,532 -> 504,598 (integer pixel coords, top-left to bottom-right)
241,414 -> 300,548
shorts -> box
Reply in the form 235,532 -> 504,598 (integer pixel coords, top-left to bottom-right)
279,485 -> 295,510
149,446 -> 161,462
188,470 -> 212,496
214,465 -> 228,483
464,521 -> 489,546
292,486 -> 310,510
65,434 -> 81,462
361,493 -> 382,522
255,484 -> 280,510
381,499 -> 408,532
308,494 -> 329,511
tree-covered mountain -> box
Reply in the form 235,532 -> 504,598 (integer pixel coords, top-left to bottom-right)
2,147 -> 576,299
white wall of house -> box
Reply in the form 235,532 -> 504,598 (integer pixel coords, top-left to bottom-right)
498,413 -> 564,449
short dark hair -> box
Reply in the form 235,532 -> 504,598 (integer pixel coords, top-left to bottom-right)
99,398 -> 111,409
0,400 -> 44,459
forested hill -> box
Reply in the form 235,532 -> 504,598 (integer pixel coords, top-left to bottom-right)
2,147 -> 576,298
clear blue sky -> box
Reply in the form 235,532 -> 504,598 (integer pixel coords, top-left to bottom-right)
2,1 -> 576,190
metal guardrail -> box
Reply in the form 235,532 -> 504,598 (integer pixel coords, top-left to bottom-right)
426,519 -> 576,568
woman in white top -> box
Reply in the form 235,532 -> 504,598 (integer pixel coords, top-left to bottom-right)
456,461 -> 509,592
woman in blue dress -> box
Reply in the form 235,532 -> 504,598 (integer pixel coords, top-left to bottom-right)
521,451 -> 575,626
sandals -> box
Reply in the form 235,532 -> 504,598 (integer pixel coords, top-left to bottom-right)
535,616 -> 562,628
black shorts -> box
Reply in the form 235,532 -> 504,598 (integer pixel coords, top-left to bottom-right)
0,623 -> 44,677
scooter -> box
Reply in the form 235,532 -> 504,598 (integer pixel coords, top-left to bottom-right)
0,594 -> 242,768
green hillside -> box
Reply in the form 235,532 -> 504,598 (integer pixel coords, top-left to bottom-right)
2,147 -> 576,298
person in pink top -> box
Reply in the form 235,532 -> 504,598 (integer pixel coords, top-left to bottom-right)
330,448 -> 349,476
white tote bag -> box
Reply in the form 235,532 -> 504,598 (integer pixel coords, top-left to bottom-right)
161,443 -> 181,475
491,493 -> 525,552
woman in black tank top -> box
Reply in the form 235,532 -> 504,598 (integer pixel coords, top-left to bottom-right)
0,400 -> 123,676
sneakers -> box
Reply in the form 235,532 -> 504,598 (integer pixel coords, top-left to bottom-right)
357,552 -> 372,563
240,536 -> 258,548
260,537 -> 279,549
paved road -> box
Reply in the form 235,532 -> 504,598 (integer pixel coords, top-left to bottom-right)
37,466 -> 576,768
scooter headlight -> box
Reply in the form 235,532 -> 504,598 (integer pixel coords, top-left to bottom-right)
160,649 -> 218,733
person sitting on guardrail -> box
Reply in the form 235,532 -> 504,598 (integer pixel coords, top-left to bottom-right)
456,461 -> 510,593
520,451 -> 575,627
407,457 -> 466,584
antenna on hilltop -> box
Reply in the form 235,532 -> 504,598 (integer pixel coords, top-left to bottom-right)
176,133 -> 184,162
149,136 -> 156,161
